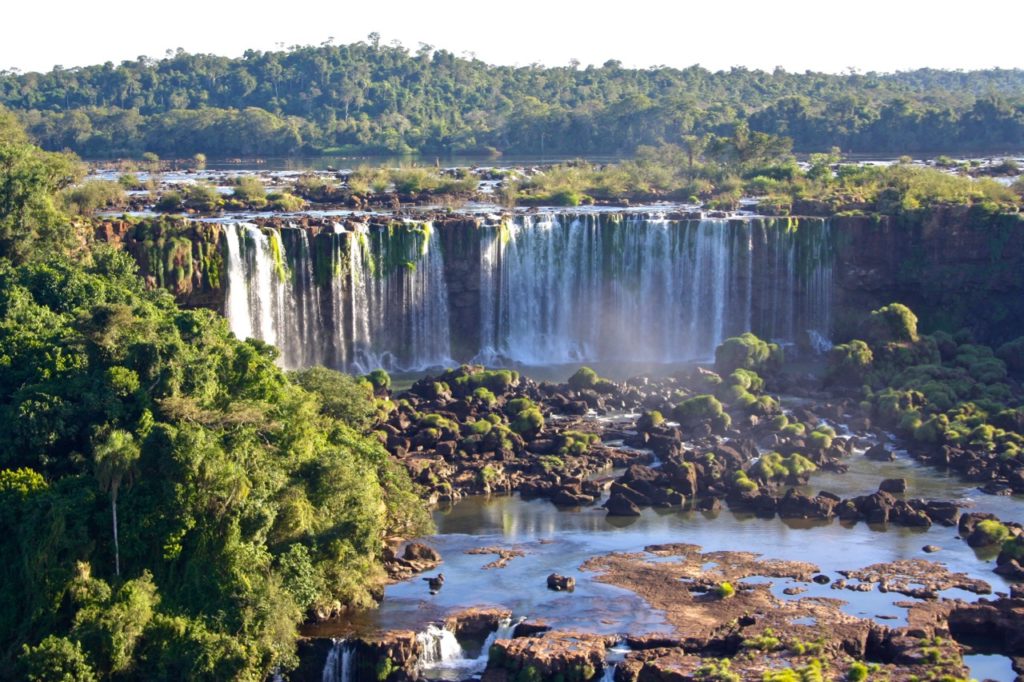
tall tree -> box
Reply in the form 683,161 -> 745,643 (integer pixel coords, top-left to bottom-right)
92,429 -> 140,577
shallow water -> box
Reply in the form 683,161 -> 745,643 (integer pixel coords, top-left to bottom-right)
801,447 -> 1024,525
964,653 -> 1017,681
346,488 -> 1016,639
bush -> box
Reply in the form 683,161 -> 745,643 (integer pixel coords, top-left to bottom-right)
62,180 -> 128,216
558,431 -> 600,456
715,582 -> 735,598
230,176 -> 267,208
714,332 -> 782,375
505,398 -> 544,436
472,387 -> 497,406
731,470 -> 758,493
974,520 -> 1011,546
18,636 -> 98,682
567,366 -> 599,390
364,369 -> 391,394
845,661 -> 869,682
749,452 -> 816,481
637,410 -> 664,431
808,429 -> 833,450
866,303 -> 918,345
182,182 -> 223,212
155,191 -> 184,212
741,628 -> 781,651
672,394 -> 731,432
693,659 -> 740,682
291,367 -> 376,429
997,337 -> 1024,375
266,192 -> 306,211
827,340 -> 873,385
451,367 -> 520,397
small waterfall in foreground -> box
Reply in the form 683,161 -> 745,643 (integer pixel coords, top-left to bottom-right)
416,624 -> 465,670
220,214 -> 833,371
322,638 -> 353,682
416,617 -> 523,679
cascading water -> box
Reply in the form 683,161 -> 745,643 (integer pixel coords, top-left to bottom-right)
416,624 -> 466,670
221,220 -> 453,371
479,214 -> 833,364
220,213 -> 833,371
415,617 -> 523,680
322,639 -> 353,682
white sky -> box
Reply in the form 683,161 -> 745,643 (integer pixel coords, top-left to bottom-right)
2,0 -> 1022,75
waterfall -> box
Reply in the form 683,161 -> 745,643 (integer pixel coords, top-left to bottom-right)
223,223 -> 255,342
415,617 -> 523,678
479,616 -> 521,659
322,639 -> 353,682
483,214 -> 833,364
219,214 -> 834,371
221,219 -> 453,371
416,624 -> 465,669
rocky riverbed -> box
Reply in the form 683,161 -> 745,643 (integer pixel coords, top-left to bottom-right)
298,363 -> 1024,682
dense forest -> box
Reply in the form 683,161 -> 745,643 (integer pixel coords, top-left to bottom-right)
0,107 -> 431,679
1,38 -> 1023,158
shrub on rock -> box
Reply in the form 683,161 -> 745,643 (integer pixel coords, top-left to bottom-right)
827,339 -> 873,385
672,394 -> 731,432
866,303 -> 918,345
568,366 -> 599,390
714,332 -> 783,375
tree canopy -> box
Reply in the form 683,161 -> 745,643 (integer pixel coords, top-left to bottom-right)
0,106 -> 431,680
2,41 -> 1023,158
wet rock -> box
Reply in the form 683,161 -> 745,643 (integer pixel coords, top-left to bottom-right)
921,500 -> 961,527
547,573 -> 576,592
404,542 -> 441,564
350,630 -> 420,681
444,607 -> 513,640
993,559 -> 1024,580
777,489 -> 837,519
841,559 -> 991,597
879,478 -> 908,494
695,496 -> 721,512
923,545 -> 941,554
853,490 -> 897,524
486,632 -> 606,681
865,443 -> 895,461
661,454 -> 699,497
513,619 -> 551,637
610,481 -> 652,506
959,511 -> 1001,542
813,574 -> 831,584
552,489 -> 597,507
466,546 -> 526,570
623,634 -> 682,650
605,491 -> 643,517
891,500 -> 932,527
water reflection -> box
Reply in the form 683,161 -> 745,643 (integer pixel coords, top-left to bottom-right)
345,491 -> 1017,636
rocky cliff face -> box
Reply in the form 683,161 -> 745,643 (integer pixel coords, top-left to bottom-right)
831,207 -> 1024,343
102,207 -> 1024,363
94,217 -> 225,310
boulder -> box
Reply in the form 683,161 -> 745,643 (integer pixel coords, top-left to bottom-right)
403,543 -> 441,563
547,573 -> 576,592
605,492 -> 642,517
486,632 -> 605,681
777,489 -> 837,519
865,444 -> 895,461
879,478 -> 908,494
